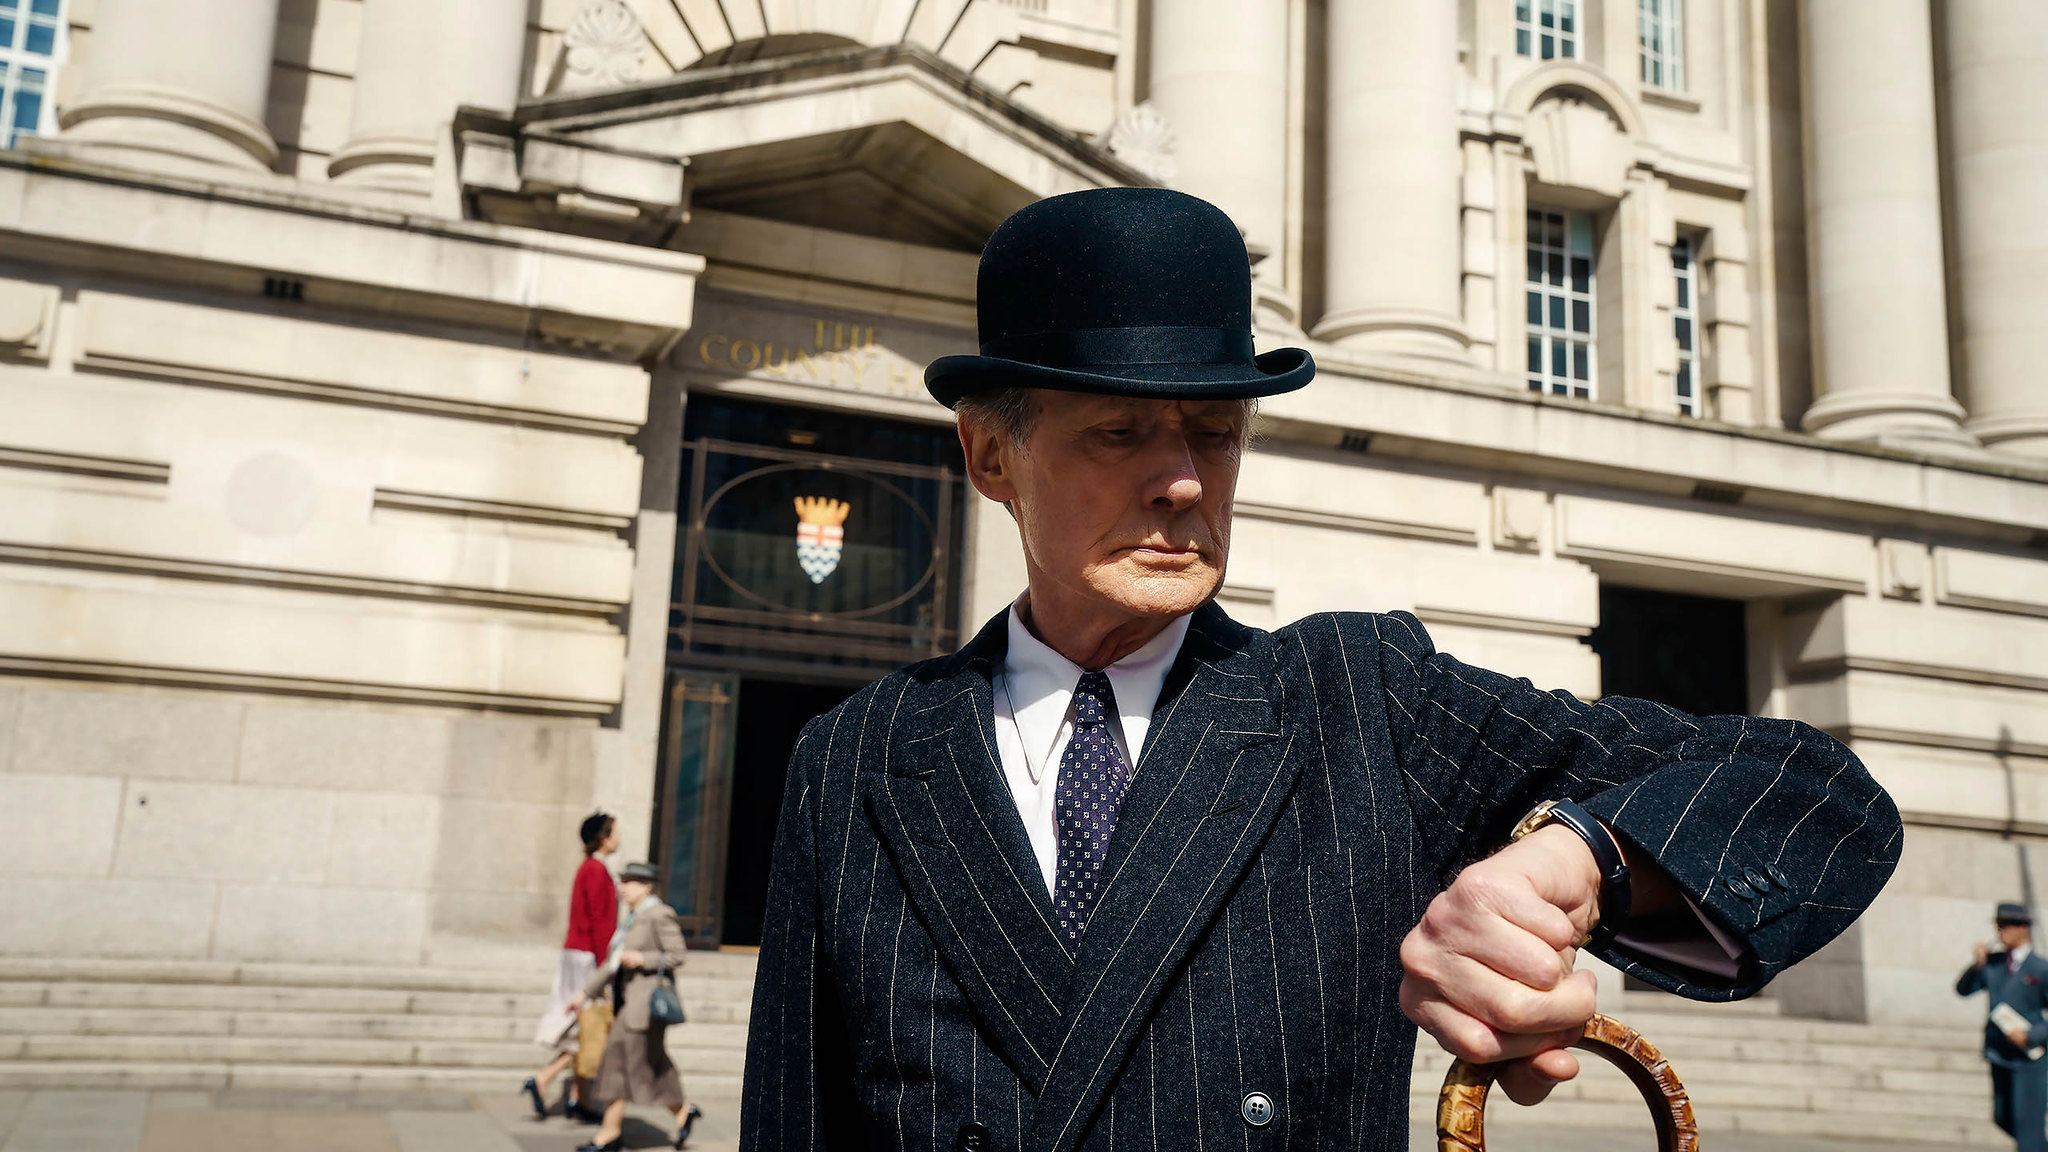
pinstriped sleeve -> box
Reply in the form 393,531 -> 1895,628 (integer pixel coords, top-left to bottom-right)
1370,610 -> 1901,1000
740,715 -> 858,1150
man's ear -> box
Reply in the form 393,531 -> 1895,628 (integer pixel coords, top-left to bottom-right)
957,414 -> 1020,507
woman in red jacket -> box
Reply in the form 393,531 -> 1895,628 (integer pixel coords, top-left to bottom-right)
524,811 -> 620,1120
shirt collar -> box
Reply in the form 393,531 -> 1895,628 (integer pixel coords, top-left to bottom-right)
2016,945 -> 2033,967
1001,602 -> 1192,775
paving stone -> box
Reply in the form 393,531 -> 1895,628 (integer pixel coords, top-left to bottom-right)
0,1089 -> 148,1152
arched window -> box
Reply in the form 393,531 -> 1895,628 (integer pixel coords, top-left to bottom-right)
0,0 -> 62,148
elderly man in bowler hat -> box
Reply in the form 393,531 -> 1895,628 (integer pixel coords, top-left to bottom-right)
1961,902 -> 2048,1151
740,187 -> 1902,1151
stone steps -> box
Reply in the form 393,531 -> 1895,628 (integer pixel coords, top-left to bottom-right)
0,953 -> 759,1099
1406,997 -> 2005,1145
0,1060 -> 747,1097
0,958 -> 2011,1146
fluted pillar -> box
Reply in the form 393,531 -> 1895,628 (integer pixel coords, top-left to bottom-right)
330,0 -> 529,193
1148,0 -> 1294,331
1313,0 -> 1467,358
1943,0 -> 2048,457
60,0 -> 280,170
1798,0 -> 1972,450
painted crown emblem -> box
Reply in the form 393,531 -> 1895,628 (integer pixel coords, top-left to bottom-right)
793,496 -> 849,584
793,496 -> 850,528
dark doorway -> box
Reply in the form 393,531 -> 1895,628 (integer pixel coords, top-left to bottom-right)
1586,585 -> 1748,715
719,677 -> 860,947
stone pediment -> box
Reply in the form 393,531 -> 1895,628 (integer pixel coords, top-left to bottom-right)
459,44 -> 1148,251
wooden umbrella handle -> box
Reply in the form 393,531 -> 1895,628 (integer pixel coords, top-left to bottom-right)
1436,1013 -> 1700,1152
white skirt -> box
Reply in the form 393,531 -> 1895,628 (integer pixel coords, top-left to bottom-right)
534,947 -> 598,1051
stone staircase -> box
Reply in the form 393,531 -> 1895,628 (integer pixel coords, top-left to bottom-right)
0,959 -> 2005,1145
0,953 -> 758,1100
1410,991 -> 2004,1147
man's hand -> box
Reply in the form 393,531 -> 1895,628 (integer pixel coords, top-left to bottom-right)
1400,823 -> 1602,1106
1976,943 -> 1992,969
2009,1027 -> 2034,1050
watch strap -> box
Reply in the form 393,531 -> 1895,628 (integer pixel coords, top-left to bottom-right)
1534,799 -> 1633,948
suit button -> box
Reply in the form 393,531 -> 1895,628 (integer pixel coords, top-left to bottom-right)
1765,863 -> 1791,889
1241,1091 -> 1274,1127
956,1121 -> 991,1152
1727,876 -> 1756,900
1744,866 -> 1772,892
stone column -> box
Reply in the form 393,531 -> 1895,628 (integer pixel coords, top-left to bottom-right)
1147,0 -> 1294,330
1313,0 -> 1467,358
329,0 -> 529,193
1943,0 -> 2048,458
60,0 -> 280,170
1798,0 -> 1972,449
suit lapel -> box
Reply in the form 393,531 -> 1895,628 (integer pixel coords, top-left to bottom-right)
865,612 -> 1074,1092
1029,603 -> 1300,1150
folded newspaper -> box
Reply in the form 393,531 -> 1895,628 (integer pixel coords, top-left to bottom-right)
1991,1002 -> 2044,1060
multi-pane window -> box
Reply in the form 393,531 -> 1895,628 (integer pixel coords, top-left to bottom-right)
1515,0 -> 1579,61
1527,209 -> 1594,400
1640,0 -> 1684,90
0,0 -> 62,149
1672,237 -> 1700,416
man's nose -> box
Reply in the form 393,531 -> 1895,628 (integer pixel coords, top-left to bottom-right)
1146,434 -> 1204,510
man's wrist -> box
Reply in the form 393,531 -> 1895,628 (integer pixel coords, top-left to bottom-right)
1512,799 -> 1633,944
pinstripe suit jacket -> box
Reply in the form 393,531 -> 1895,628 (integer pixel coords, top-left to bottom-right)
741,603 -> 1901,1152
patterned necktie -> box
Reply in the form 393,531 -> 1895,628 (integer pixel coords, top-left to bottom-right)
1052,671 -> 1133,949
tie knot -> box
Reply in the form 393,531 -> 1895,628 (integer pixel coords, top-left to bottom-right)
1073,671 -> 1115,727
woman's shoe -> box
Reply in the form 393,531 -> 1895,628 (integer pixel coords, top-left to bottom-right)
675,1102 -> 704,1148
568,1102 -> 605,1124
520,1077 -> 547,1119
574,1139 -> 623,1152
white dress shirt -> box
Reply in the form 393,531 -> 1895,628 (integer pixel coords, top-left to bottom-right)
992,604 -> 1192,896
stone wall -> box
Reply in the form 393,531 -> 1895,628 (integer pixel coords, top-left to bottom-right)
0,677 -> 615,962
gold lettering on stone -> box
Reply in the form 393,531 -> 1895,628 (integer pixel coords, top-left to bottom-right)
696,314 -> 924,398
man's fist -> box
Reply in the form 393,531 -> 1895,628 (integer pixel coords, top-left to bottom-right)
1399,823 -> 1604,1106
1976,942 -> 1992,968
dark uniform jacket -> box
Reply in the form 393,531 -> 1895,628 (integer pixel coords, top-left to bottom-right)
1960,950 -> 2048,1068
741,604 -> 1902,1151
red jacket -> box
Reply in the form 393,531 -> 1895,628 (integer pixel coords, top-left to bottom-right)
564,856 -> 617,956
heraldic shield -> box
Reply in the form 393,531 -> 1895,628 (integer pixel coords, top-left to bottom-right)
794,496 -> 849,584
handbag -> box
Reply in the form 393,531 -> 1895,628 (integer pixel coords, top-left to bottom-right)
573,1000 -> 612,1079
648,957 -> 686,1027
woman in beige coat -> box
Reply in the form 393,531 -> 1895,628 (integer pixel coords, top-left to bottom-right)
568,861 -> 701,1150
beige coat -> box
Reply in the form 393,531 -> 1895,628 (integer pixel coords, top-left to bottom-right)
583,898 -> 688,1031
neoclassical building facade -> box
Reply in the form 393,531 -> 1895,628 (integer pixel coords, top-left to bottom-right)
1,0 -> 2044,1037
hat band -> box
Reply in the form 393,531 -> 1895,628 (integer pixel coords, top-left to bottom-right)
979,325 -> 1256,368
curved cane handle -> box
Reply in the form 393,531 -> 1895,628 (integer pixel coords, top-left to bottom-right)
1436,1013 -> 1699,1152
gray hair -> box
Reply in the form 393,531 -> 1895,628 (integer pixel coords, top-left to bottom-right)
953,386 -> 1040,447
954,386 -> 1260,449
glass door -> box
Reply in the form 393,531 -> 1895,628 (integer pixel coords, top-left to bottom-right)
655,670 -> 738,947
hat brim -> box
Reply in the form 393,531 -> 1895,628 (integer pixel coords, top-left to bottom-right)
925,347 -> 1314,409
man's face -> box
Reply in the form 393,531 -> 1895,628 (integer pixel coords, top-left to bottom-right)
963,391 -> 1246,623
2000,921 -> 2031,950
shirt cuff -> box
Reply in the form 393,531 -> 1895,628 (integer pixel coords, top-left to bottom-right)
1609,891 -> 1750,981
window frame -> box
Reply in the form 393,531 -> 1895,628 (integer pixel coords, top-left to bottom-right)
1639,0 -> 1684,91
1514,0 -> 1580,62
1525,208 -> 1596,402
1671,234 -> 1701,417
0,0 -> 66,150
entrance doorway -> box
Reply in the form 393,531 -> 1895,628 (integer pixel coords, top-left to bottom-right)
655,395 -> 966,947
721,677 -> 858,946
1586,584 -> 1748,714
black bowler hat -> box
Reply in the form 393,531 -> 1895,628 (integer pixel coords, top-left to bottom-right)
925,187 -> 1315,408
1998,902 -> 2033,926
